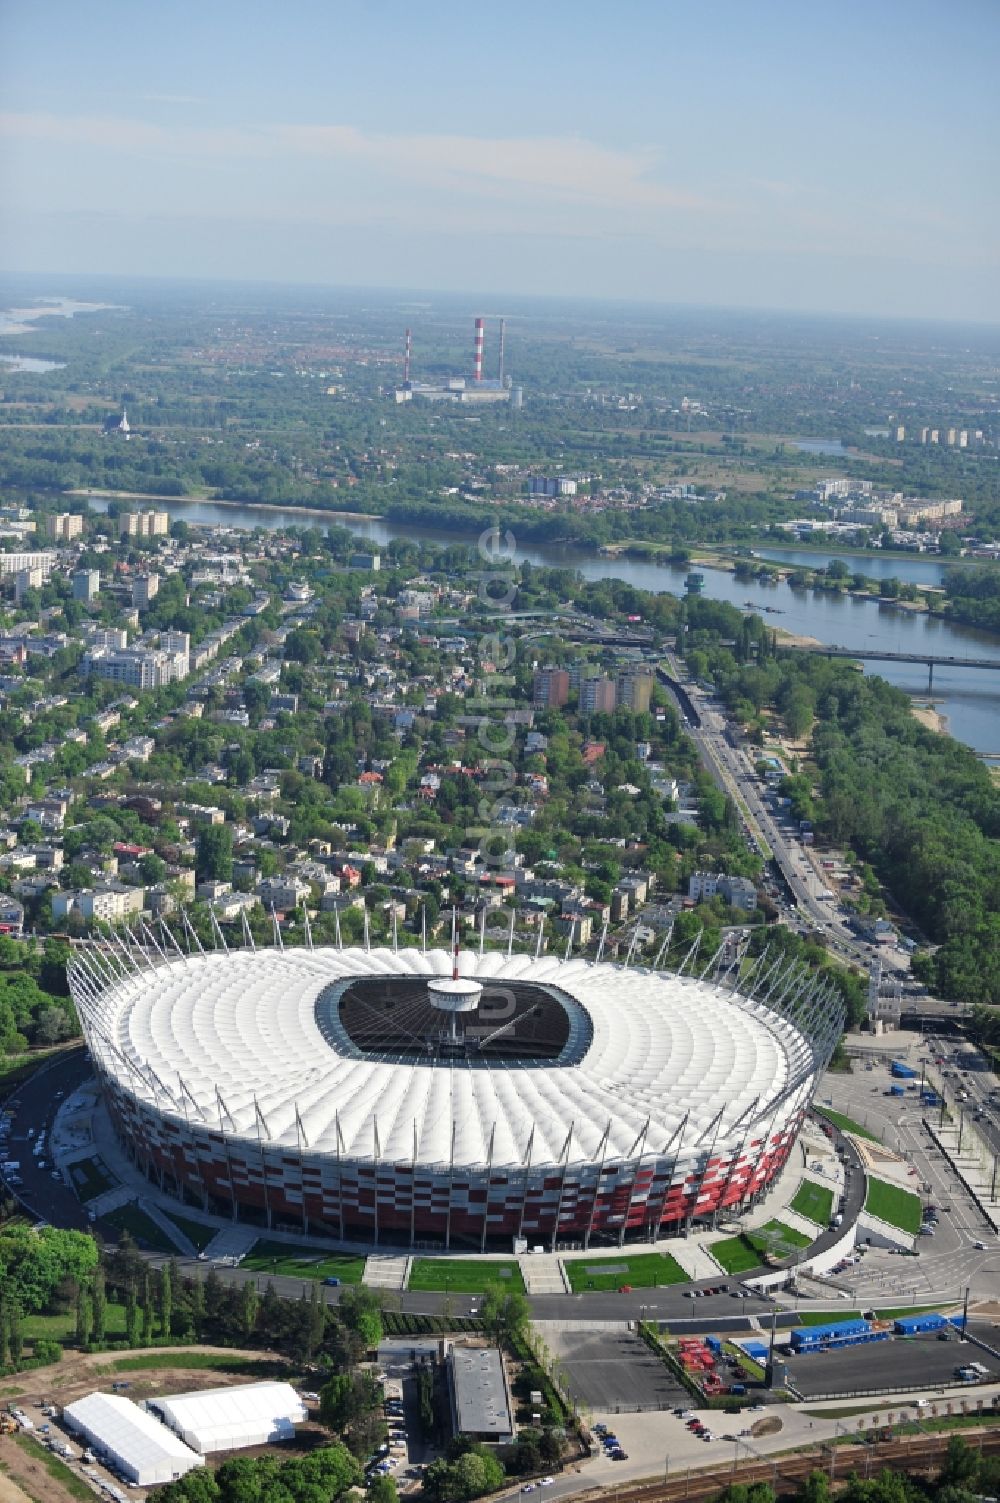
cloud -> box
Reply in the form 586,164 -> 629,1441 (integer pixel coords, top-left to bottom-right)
0,110 -> 707,212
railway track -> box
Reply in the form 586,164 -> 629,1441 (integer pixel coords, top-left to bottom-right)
598,1428 -> 1000,1503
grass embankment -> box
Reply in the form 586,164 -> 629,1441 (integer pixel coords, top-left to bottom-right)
790,1180 -> 835,1226
0,1049 -> 61,1094
106,1351 -> 287,1376
865,1177 -> 923,1234
792,1304 -> 947,1327
407,1259 -> 525,1295
814,1106 -> 880,1142
163,1212 -> 218,1252
563,1251 -> 688,1292
66,1156 -> 114,1203
14,1433 -> 93,1502
712,1220 -> 811,1274
102,1204 -> 179,1253
241,1242 -> 365,1284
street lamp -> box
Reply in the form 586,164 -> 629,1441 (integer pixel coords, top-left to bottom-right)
961,1262 -> 1000,1341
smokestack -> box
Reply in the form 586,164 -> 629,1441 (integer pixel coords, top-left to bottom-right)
498,318 -> 505,384
473,317 -> 484,383
403,328 -> 412,385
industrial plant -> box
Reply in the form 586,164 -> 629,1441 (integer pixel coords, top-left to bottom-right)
394,316 -> 522,406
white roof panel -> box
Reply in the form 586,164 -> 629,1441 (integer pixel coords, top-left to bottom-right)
63,1392 -> 202,1486
87,947 -> 817,1171
150,1380 -> 307,1454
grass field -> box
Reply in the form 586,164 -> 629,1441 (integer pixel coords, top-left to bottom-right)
106,1351 -> 283,1375
14,1433 -> 93,1501
865,1177 -> 923,1234
241,1242 -> 365,1284
712,1220 -> 810,1274
791,1179 -> 835,1226
407,1259 -> 525,1295
66,1156 -> 114,1203
563,1252 -> 688,1293
163,1212 -> 218,1252
814,1106 -> 879,1142
794,1304 -> 949,1327
23,1302 -> 128,1343
103,1204 -> 179,1253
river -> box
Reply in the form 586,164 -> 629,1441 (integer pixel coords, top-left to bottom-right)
756,546 -> 953,587
86,495 -> 1000,755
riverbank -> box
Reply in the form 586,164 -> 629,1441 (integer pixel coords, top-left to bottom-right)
910,703 -> 949,735
70,487 -> 380,524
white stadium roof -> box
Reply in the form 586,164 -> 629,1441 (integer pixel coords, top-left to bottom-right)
63,1392 -> 202,1487
148,1380 -> 307,1453
85,946 -> 817,1170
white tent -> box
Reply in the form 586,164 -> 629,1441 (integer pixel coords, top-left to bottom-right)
63,1392 -> 202,1487
148,1381 -> 308,1454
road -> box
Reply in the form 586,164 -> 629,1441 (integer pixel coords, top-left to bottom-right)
658,654 -> 908,976
818,1054 -> 1000,1304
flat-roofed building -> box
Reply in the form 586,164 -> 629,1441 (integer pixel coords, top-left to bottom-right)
447,1344 -> 514,1443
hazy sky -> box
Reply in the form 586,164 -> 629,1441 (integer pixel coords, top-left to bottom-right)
2,0 -> 998,320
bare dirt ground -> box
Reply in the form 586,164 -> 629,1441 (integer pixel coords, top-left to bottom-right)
0,1345 -> 300,1503
0,1466 -> 36,1503
14,1343 -> 289,1408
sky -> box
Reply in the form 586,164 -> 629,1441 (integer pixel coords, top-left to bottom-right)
1,0 -> 998,321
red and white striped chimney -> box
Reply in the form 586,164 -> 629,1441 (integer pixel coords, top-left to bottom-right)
403,328 -> 412,385
473,317 -> 485,382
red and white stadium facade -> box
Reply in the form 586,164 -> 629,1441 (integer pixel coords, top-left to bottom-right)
69,934 -> 841,1250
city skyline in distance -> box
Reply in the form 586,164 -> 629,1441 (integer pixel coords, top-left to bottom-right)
1,0 -> 998,322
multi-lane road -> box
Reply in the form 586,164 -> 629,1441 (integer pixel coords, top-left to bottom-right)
659,654 -> 909,976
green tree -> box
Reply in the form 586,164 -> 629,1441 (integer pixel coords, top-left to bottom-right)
479,1287 -> 530,1349
339,1285 -> 384,1351
91,1266 -> 107,1343
196,824 -> 233,882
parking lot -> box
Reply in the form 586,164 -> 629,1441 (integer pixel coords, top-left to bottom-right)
784,1331 -> 1000,1400
541,1327 -> 690,1412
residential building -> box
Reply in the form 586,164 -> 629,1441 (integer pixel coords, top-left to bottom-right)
617,667 -> 654,713
119,509 -> 169,538
132,573 -> 160,609
52,885 -> 145,923
73,569 -> 101,602
579,674 -> 616,714
14,567 -> 43,602
0,551 -> 57,577
532,666 -> 569,708
688,871 -> 758,910
45,512 -> 84,542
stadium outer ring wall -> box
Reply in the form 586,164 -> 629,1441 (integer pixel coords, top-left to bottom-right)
68,941 -> 841,1251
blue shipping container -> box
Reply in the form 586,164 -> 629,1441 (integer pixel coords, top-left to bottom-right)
894,1313 -> 945,1335
706,1335 -> 722,1354
891,1061 -> 918,1079
791,1319 -> 870,1349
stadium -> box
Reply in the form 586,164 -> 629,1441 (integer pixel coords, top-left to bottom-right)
68,934 -> 842,1250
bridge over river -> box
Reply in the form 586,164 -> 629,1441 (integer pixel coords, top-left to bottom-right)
784,642 -> 1000,688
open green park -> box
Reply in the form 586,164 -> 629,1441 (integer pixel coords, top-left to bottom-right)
407,1259 -> 525,1295
865,1177 -> 923,1234
241,1242 -> 366,1283
563,1251 -> 688,1292
790,1179 -> 835,1225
